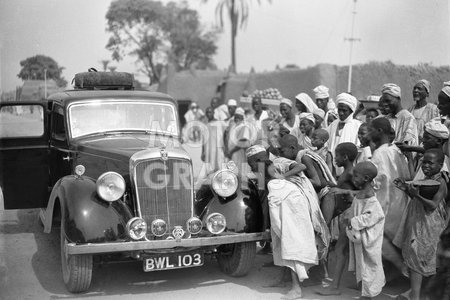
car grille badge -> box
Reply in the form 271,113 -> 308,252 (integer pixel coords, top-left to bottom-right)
172,226 -> 185,241
160,148 -> 168,161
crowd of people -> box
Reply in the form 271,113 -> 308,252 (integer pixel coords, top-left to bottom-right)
182,81 -> 450,300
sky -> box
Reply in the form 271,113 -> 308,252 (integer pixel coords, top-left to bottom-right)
1,0 -> 449,92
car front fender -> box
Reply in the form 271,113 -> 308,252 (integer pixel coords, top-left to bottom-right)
200,183 -> 263,234
43,175 -> 133,243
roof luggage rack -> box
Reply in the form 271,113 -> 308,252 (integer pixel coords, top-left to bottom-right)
73,70 -> 134,90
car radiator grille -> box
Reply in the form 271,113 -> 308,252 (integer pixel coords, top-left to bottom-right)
134,158 -> 193,239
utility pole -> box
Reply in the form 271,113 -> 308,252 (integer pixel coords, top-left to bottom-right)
344,0 -> 361,94
44,68 -> 47,98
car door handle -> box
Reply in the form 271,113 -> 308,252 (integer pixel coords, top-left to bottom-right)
62,155 -> 72,161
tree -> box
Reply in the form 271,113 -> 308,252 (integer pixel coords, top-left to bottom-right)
105,0 -> 218,84
17,55 -> 67,87
202,0 -> 271,73
100,60 -> 110,71
165,2 -> 218,70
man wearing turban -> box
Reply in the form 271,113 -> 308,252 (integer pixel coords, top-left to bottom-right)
379,83 -> 419,146
225,99 -> 238,123
312,108 -> 326,129
291,113 -> 316,151
326,92 -> 362,175
279,98 -> 301,135
408,79 -> 439,143
313,85 -> 337,128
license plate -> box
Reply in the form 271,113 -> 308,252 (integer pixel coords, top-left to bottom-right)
143,251 -> 204,272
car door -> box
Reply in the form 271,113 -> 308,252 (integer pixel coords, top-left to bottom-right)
0,101 -> 50,209
48,103 -> 73,186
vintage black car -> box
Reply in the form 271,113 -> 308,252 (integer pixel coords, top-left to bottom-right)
0,71 -> 269,293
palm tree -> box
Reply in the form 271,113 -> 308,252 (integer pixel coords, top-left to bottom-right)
202,0 -> 270,73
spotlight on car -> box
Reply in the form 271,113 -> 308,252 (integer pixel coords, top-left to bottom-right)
126,217 -> 147,240
151,219 -> 167,237
186,217 -> 202,235
74,165 -> 85,176
206,213 -> 226,234
212,170 -> 238,197
96,171 -> 126,202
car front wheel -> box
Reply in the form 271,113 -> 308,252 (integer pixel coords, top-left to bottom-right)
217,241 -> 256,277
60,223 -> 93,293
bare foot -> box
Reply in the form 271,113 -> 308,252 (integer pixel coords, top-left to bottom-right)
281,288 -> 303,300
262,280 -> 288,288
315,286 -> 342,296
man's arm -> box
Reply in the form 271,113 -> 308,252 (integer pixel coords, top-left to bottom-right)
326,152 -> 334,176
301,155 -> 322,189
407,178 -> 447,212
282,162 -> 306,178
396,144 -> 425,154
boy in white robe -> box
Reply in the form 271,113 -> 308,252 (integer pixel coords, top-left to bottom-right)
345,161 -> 385,299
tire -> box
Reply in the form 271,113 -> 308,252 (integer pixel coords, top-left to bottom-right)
60,223 -> 93,293
217,242 -> 256,277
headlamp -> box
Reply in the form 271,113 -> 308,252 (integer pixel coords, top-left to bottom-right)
186,217 -> 202,235
206,213 -> 226,234
96,172 -> 126,202
126,217 -> 147,240
211,170 -> 238,198
151,219 -> 167,237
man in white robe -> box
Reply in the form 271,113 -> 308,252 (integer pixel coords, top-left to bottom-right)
408,79 -> 439,143
367,117 -> 411,274
226,108 -> 256,176
327,92 -> 362,175
211,97 -> 230,121
246,145 -> 329,299
379,83 -> 419,146
200,107 -> 227,177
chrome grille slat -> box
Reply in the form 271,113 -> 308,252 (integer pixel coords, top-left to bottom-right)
134,158 -> 193,239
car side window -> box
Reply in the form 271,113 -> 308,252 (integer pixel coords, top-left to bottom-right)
51,105 -> 66,141
0,105 -> 44,138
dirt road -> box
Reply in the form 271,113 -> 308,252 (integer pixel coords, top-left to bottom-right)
0,209 -> 409,300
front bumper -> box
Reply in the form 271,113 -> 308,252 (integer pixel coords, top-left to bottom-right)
66,231 -> 271,255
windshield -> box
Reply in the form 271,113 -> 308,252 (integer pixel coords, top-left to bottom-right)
68,100 -> 178,138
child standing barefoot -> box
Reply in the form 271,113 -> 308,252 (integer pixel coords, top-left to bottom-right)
316,142 -> 359,296
393,148 -> 449,300
346,161 -> 385,299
